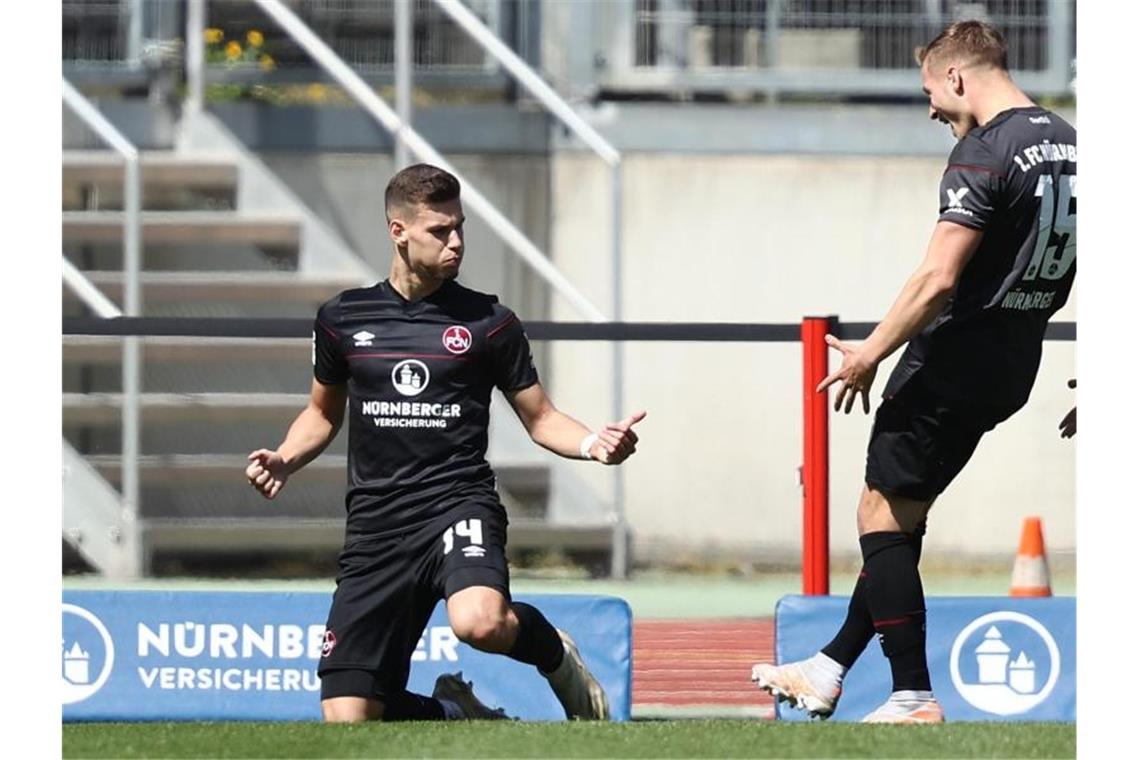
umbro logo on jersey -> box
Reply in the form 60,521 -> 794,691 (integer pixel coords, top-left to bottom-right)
946,187 -> 970,208
442,325 -> 473,355
353,330 -> 375,347
462,545 -> 486,558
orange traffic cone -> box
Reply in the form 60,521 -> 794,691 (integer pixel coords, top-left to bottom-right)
1010,516 -> 1052,597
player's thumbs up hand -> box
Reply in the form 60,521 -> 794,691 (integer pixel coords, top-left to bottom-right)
593,410 -> 646,465
617,410 -> 647,430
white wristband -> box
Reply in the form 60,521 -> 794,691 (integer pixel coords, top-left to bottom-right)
579,433 -> 599,460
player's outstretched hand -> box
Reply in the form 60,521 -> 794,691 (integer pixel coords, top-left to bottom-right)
246,448 -> 289,499
591,410 -> 647,465
816,335 -> 878,415
1059,378 -> 1076,439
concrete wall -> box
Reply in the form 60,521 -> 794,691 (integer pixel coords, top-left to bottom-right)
547,153 -> 1076,565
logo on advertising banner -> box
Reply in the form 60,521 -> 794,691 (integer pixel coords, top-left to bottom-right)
949,611 -> 1061,716
772,594 -> 1074,722
62,603 -> 115,705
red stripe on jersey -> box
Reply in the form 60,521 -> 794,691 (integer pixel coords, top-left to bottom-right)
345,352 -> 468,361
872,616 -> 915,628
944,162 -> 1002,177
316,320 -> 339,339
486,315 -> 519,339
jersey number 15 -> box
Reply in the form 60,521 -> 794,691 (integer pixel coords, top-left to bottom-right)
1023,173 -> 1076,282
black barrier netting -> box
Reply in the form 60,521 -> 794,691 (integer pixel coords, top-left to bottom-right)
61,317 -> 1076,342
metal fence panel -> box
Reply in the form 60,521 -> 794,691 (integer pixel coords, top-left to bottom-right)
614,0 -> 1074,97
63,0 -> 504,74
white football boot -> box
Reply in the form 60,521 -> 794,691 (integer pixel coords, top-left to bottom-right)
750,652 -> 845,720
860,691 -> 945,724
542,630 -> 610,720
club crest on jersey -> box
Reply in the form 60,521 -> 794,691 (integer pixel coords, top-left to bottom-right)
321,630 -> 337,658
442,325 -> 473,355
352,330 -> 375,347
392,359 -> 430,397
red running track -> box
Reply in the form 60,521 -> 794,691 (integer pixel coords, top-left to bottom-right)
632,619 -> 775,708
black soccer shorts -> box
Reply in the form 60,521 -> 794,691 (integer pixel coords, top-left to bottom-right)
864,374 -> 995,503
317,504 -> 510,701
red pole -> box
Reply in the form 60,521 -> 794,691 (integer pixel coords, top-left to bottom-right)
801,317 -> 832,595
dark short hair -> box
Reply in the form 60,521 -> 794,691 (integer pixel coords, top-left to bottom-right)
384,163 -> 461,221
916,20 -> 1008,72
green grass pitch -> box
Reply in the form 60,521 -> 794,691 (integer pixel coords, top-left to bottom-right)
63,720 -> 1075,758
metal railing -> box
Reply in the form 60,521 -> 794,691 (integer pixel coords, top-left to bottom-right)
596,0 -> 1076,99
183,0 -> 628,573
63,0 -> 183,80
62,0 -> 502,71
63,1 -> 1075,100
63,0 -> 141,67
61,79 -> 142,566
296,0 -> 502,72
229,0 -> 605,323
431,0 -> 631,577
63,258 -> 124,319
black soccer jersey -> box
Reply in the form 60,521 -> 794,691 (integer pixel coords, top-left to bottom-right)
312,280 -> 539,538
883,106 -> 1076,421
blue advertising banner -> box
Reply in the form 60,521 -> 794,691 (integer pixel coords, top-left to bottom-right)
62,591 -> 631,722
774,595 -> 1075,722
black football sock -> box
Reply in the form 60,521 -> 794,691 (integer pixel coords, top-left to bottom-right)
507,602 -> 565,673
910,518 -> 926,563
821,567 -> 873,669
861,531 -> 932,693
382,690 -> 447,721
820,520 -> 927,669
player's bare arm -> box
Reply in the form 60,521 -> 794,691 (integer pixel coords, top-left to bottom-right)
818,221 -> 984,414
505,382 -> 646,465
246,379 -> 348,499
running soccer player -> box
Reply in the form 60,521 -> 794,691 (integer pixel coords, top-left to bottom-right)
750,20 -> 1075,723
245,163 -> 645,722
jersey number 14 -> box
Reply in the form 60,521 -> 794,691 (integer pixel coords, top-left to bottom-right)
442,519 -> 483,555
1023,173 -> 1076,282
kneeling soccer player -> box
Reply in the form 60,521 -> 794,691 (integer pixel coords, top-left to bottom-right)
246,163 -> 646,722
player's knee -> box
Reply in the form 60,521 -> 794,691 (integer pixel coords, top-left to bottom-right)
321,696 -> 383,722
856,487 -> 887,534
857,486 -> 929,535
449,606 -> 512,651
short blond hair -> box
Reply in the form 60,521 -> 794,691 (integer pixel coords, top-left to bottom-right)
916,20 -> 1008,71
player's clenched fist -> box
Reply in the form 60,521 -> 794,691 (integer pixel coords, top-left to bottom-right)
246,448 -> 289,499
588,410 -> 647,465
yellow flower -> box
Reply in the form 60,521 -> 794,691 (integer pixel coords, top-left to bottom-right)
306,83 -> 326,102
258,54 -> 276,72
247,30 -> 265,48
225,41 -> 242,61
204,28 -> 224,45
